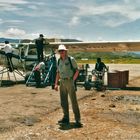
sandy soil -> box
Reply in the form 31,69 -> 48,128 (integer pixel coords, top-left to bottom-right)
0,65 -> 140,140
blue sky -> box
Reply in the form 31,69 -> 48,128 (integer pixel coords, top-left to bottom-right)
1,0 -> 140,41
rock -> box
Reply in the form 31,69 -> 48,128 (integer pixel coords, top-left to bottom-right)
109,104 -> 116,108
101,94 -> 105,97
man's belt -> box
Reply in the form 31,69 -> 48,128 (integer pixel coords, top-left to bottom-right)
61,77 -> 72,80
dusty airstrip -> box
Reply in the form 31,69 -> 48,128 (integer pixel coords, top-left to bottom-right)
0,64 -> 140,140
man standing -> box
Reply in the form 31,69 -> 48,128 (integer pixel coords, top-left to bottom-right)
2,41 -> 14,72
54,44 -> 82,127
35,34 -> 46,62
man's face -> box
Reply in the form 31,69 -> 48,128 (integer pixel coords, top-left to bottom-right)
59,50 -> 66,58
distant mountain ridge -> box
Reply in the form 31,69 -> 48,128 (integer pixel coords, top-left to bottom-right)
0,38 -> 20,43
61,39 -> 82,42
0,38 -> 81,43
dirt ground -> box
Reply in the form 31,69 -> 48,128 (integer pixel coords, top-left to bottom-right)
0,66 -> 140,139
0,80 -> 139,140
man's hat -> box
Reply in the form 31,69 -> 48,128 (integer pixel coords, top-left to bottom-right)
58,44 -> 67,51
40,34 -> 44,37
5,40 -> 9,44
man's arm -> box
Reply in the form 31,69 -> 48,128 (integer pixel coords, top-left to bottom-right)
73,69 -> 79,81
95,63 -> 97,70
103,63 -> 108,71
70,57 -> 79,80
54,72 -> 60,91
43,38 -> 49,45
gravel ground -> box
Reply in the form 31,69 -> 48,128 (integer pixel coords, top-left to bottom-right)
0,64 -> 139,140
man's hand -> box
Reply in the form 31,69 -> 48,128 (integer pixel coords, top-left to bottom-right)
54,84 -> 58,91
54,72 -> 59,91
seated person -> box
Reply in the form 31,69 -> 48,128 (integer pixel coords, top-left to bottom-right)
95,58 -> 108,80
95,57 -> 108,72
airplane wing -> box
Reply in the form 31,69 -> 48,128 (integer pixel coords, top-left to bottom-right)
16,40 -> 140,52
49,41 -> 140,52
1,40 -> 138,63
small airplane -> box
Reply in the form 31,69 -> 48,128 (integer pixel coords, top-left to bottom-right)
0,40 -> 139,86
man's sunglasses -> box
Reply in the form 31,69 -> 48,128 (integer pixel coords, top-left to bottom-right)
59,50 -> 65,53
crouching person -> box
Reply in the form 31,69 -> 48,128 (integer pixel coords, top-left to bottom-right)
34,62 -> 45,88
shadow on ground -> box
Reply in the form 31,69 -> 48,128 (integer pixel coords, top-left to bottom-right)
58,122 -> 83,130
107,87 -> 140,91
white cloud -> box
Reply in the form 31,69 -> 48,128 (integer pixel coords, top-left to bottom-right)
0,19 -> 25,34
4,20 -> 24,24
27,5 -> 38,10
0,0 -> 28,4
4,28 -> 26,38
0,0 -> 28,11
0,19 -> 3,24
69,16 -> 80,26
75,2 -> 140,27
6,28 -> 25,36
0,4 -> 20,11
0,28 -> 40,39
1,0 -> 140,40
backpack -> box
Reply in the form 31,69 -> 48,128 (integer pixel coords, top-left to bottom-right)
58,56 -> 78,91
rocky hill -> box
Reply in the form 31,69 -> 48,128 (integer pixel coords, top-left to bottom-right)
0,38 -> 20,43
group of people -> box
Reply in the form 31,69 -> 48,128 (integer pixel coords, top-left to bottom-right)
1,34 -> 108,128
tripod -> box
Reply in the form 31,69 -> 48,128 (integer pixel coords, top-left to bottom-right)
0,55 -> 24,86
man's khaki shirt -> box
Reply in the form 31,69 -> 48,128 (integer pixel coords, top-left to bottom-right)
58,56 -> 78,79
